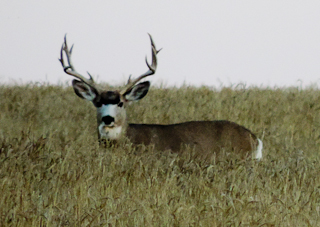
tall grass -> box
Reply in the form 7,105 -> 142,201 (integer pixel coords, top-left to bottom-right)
1,84 -> 320,226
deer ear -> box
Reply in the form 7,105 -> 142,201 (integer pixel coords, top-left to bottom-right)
72,80 -> 98,101
124,81 -> 150,101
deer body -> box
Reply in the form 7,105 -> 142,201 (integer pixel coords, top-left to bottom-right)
127,121 -> 261,157
59,34 -> 263,160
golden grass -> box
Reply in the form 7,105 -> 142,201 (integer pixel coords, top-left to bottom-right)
1,84 -> 320,226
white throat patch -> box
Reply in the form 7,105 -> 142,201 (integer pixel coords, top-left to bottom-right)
99,124 -> 122,140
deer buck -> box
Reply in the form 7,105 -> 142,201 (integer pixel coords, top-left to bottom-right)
59,34 -> 263,160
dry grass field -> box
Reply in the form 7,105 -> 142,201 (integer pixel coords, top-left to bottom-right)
1,83 -> 320,226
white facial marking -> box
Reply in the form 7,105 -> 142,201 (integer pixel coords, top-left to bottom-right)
98,104 -> 118,118
97,103 -> 124,140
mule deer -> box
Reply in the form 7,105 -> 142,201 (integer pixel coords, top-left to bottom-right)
59,34 -> 263,160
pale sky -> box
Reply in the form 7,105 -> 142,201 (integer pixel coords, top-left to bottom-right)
1,1 -> 320,88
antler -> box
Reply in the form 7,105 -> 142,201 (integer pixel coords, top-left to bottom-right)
59,35 -> 96,87
120,34 -> 161,95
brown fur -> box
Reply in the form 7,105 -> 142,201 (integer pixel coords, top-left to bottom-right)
126,120 -> 258,158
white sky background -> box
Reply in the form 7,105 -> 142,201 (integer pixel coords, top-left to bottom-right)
1,1 -> 320,88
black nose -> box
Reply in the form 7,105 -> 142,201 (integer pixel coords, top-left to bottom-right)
101,116 -> 115,125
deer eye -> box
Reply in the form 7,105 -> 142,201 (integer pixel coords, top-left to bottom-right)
118,102 -> 123,108
94,101 -> 102,108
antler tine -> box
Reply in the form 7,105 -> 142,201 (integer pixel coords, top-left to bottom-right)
59,34 -> 95,87
120,34 -> 161,95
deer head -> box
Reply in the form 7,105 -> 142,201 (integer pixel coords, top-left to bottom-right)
59,34 -> 161,140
